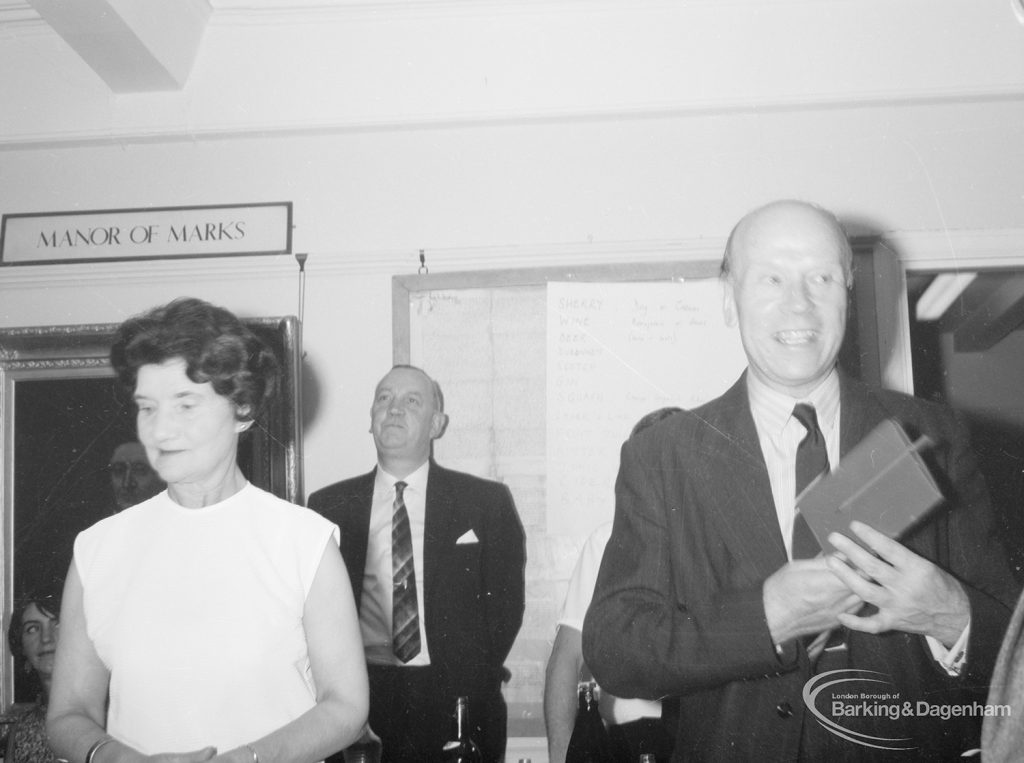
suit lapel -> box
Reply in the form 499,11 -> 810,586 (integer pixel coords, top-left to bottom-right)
422,461 -> 455,625
838,373 -> 889,457
701,375 -> 790,577
345,470 -> 376,611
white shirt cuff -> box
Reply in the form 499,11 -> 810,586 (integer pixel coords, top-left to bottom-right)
925,618 -> 970,677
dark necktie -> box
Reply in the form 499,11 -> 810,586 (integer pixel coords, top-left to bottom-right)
792,403 -> 850,672
391,481 -> 421,663
792,402 -> 829,559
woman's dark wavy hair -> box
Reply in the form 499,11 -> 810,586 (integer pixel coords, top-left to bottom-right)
7,588 -> 61,698
110,297 -> 279,421
6,590 -> 61,662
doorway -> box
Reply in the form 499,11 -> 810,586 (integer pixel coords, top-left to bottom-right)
907,269 -> 1024,581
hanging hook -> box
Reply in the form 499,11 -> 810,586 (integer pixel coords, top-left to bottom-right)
418,248 -> 428,275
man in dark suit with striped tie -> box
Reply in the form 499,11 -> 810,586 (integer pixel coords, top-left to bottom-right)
309,365 -> 526,762
583,200 -> 1020,760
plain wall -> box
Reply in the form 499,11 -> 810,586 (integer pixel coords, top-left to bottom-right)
4,99 -> 1024,491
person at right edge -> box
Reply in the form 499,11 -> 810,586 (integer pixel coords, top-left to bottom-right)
582,199 -> 1021,761
982,584 -> 1024,760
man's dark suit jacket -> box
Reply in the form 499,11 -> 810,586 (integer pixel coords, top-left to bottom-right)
308,460 -> 526,760
582,372 -> 1020,761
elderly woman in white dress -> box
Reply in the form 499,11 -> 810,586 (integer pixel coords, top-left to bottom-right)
47,297 -> 368,763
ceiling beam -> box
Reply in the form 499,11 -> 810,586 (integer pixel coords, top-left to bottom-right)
26,0 -> 210,92
952,273 -> 1024,352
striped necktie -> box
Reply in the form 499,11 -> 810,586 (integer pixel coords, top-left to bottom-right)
391,481 -> 421,663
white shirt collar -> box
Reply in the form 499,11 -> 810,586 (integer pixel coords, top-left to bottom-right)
747,367 -> 841,442
374,460 -> 430,497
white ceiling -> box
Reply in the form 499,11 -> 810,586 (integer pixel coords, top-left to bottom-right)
2,0 -> 209,92
2,0 -> 1023,250
3,0 -> 1024,102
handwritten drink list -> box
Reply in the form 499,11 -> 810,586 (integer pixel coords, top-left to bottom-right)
546,280 -> 747,535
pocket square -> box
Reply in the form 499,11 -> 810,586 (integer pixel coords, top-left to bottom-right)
456,529 -> 479,545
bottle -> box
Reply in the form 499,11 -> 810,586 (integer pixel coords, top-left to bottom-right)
341,725 -> 382,763
441,695 -> 482,762
639,755 -> 657,763
565,681 -> 613,763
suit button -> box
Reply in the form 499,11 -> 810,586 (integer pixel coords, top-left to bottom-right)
776,701 -> 793,718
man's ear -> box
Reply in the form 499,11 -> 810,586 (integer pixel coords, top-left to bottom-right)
722,279 -> 738,328
431,411 -> 449,440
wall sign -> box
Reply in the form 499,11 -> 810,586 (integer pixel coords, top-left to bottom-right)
0,202 -> 292,266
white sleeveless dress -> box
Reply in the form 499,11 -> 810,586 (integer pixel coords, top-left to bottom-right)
74,482 -> 339,753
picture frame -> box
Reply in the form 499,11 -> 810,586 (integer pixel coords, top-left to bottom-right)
0,315 -> 303,707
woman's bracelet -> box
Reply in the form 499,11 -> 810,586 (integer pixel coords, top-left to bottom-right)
85,737 -> 115,763
245,744 -> 260,763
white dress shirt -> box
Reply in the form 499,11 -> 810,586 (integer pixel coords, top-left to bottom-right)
747,368 -> 841,560
361,461 -> 432,666
558,522 -> 663,724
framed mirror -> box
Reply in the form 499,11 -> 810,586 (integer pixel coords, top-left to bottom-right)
0,316 -> 302,708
